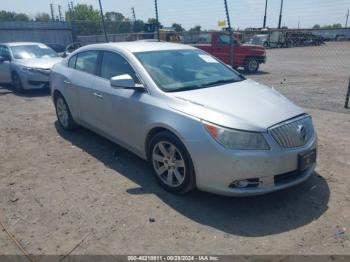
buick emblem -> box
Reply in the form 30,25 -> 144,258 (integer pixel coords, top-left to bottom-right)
296,124 -> 307,141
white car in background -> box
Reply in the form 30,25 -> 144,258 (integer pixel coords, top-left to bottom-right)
0,42 -> 62,92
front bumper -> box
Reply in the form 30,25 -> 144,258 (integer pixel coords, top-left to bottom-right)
186,127 -> 317,196
18,70 -> 50,90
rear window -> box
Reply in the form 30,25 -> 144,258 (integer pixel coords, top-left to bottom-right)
75,51 -> 99,75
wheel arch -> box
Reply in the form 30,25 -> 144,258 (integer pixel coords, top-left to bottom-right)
145,125 -> 197,192
144,124 -> 192,162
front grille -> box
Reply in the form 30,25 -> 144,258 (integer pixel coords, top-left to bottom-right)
270,115 -> 314,148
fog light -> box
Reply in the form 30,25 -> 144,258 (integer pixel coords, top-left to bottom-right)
231,179 -> 249,188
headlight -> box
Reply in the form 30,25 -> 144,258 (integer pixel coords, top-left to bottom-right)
204,122 -> 270,150
20,66 -> 35,72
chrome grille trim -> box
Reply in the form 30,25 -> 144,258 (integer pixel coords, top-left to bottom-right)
269,115 -> 314,148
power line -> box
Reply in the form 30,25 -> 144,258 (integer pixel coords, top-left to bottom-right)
263,0 -> 268,28
278,0 -> 284,29
131,7 -> 136,22
50,3 -> 55,21
98,0 -> 108,42
154,0 -> 160,41
346,9 -> 349,27
58,5 -> 63,21
224,0 -> 234,67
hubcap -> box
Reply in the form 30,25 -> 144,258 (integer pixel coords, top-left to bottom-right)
56,98 -> 69,127
152,141 -> 186,187
248,60 -> 258,72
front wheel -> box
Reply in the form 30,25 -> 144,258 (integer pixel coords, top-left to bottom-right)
149,132 -> 196,194
12,72 -> 24,93
244,57 -> 259,73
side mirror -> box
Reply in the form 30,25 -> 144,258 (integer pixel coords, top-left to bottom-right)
110,74 -> 144,91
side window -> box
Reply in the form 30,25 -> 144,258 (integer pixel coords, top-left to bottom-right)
217,34 -> 230,45
100,52 -> 140,83
75,51 -> 99,75
0,46 -> 11,60
68,55 -> 77,68
197,33 -> 212,44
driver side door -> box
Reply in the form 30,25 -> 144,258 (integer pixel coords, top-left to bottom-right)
92,51 -> 147,153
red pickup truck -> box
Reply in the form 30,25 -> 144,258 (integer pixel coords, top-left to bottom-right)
193,32 -> 266,73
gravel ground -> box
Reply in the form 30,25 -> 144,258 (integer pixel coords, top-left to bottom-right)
0,42 -> 349,256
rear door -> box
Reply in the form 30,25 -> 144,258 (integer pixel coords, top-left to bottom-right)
70,50 -> 100,129
0,46 -> 12,83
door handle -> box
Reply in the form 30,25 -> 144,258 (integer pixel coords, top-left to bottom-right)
63,80 -> 71,85
93,92 -> 103,99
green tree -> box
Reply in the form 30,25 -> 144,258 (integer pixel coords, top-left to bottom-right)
0,10 -> 30,21
172,23 -> 184,33
312,24 -> 320,29
35,13 -> 51,22
105,12 -> 124,22
133,19 -> 145,32
65,4 -> 100,22
189,25 -> 201,32
15,13 -> 30,21
321,23 -> 342,29
65,4 -> 101,35
147,18 -> 162,28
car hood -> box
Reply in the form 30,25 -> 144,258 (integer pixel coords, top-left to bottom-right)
167,79 -> 305,131
14,57 -> 62,69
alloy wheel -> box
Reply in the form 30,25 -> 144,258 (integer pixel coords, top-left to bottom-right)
248,59 -> 258,72
152,141 -> 186,187
56,97 -> 69,128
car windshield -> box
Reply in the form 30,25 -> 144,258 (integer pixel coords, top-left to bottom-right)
11,44 -> 58,59
135,49 -> 244,92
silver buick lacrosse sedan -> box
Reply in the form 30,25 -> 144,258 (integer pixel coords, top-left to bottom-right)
51,42 -> 317,196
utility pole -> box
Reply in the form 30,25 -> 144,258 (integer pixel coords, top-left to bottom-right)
154,0 -> 160,41
346,9 -> 349,28
224,0 -> 234,67
68,2 -> 77,41
263,0 -> 268,28
98,0 -> 108,42
131,7 -> 136,22
50,3 -> 55,21
58,5 -> 63,21
278,0 -> 284,29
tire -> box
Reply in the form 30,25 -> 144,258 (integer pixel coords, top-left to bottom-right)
12,72 -> 24,93
149,131 -> 196,194
244,57 -> 259,73
54,93 -> 78,131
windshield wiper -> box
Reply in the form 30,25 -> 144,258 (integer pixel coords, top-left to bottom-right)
166,79 -> 241,93
167,85 -> 202,92
201,78 -> 240,88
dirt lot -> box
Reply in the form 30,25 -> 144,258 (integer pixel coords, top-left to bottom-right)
0,42 -> 349,256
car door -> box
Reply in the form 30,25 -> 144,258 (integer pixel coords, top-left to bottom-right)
213,34 -> 241,66
70,50 -> 100,129
92,51 -> 147,153
0,46 -> 12,83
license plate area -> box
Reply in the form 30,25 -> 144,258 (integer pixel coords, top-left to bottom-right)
298,149 -> 316,171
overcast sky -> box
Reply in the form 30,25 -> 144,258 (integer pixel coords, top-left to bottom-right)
0,0 -> 349,30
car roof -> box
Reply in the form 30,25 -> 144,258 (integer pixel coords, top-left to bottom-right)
78,41 -> 196,53
1,42 -> 46,47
